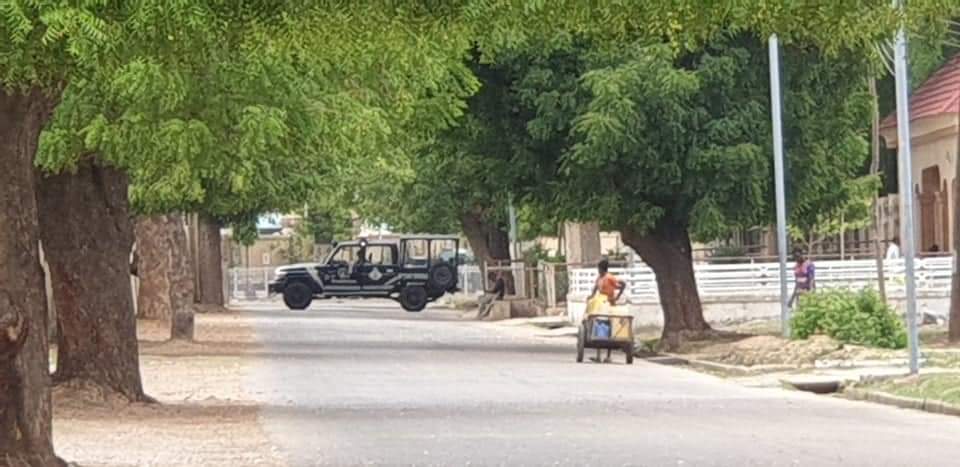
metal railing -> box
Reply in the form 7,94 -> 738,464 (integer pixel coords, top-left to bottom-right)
228,267 -> 279,300
568,258 -> 954,302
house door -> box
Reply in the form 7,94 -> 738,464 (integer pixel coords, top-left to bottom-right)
920,166 -> 941,252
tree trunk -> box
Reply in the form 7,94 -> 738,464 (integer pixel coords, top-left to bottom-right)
37,159 -> 147,402
622,224 -> 711,349
952,170 -> 960,340
135,216 -> 173,321
135,215 -> 196,340
951,95 -> 960,341
460,209 -> 515,295
869,78 -> 888,303
197,215 -> 225,307
0,88 -> 64,466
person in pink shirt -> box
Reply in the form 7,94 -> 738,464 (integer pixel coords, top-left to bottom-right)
789,249 -> 815,308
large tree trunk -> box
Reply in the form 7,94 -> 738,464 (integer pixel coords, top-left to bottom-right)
37,159 -> 147,402
197,215 -> 225,307
460,209 -> 515,295
952,169 -> 960,340
136,216 -> 172,321
951,96 -> 960,341
0,89 -> 64,466
135,215 -> 196,340
622,224 -> 711,350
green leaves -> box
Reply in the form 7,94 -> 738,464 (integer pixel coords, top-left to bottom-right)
792,288 -> 907,349
1,0 -> 33,44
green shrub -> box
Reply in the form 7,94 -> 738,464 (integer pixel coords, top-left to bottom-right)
791,288 -> 907,349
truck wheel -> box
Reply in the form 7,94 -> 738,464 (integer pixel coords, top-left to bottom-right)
399,286 -> 428,312
427,262 -> 456,291
283,282 -> 313,310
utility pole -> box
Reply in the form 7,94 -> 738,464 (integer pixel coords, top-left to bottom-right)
892,0 -> 920,374
768,34 -> 791,338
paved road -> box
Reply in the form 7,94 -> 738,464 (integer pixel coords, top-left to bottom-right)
244,300 -> 960,466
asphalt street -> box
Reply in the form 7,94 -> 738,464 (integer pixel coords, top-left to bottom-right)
242,300 -> 960,466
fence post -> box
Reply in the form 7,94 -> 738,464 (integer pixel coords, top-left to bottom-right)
262,269 -> 268,298
231,268 -> 237,301
545,262 -> 556,308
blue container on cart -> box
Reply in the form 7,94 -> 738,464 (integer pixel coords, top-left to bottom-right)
592,319 -> 611,339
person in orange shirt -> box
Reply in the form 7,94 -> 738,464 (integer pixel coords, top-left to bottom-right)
587,259 -> 626,362
589,259 -> 626,306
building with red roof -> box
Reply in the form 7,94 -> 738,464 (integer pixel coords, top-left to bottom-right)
880,53 -> 960,254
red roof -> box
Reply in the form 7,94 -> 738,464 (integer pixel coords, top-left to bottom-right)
881,53 -> 960,130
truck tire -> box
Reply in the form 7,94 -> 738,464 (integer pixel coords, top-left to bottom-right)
427,261 -> 456,291
399,286 -> 428,312
283,282 -> 313,310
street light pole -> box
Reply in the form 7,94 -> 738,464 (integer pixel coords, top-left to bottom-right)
892,0 -> 920,374
768,34 -> 791,338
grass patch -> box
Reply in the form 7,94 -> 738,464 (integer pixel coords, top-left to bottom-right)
924,352 -> 960,368
870,374 -> 960,405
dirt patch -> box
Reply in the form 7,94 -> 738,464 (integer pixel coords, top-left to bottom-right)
818,344 -> 908,362
194,304 -> 234,314
678,335 -> 842,366
55,401 -> 282,467
54,312 -> 283,467
668,317 -> 934,368
137,311 -> 257,344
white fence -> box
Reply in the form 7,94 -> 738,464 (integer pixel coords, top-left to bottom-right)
229,267 -> 279,300
568,258 -> 954,302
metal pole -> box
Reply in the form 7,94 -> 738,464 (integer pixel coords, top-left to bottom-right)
892,0 -> 920,374
769,34 -> 791,337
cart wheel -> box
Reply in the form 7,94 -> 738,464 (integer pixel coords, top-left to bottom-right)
625,343 -> 634,365
576,326 -> 585,363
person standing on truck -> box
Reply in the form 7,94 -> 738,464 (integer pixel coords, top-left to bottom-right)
587,259 -> 626,362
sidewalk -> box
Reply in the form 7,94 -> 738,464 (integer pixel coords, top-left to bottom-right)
53,313 -> 286,467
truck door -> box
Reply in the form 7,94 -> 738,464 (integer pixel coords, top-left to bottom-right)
358,245 -> 400,292
323,244 -> 363,294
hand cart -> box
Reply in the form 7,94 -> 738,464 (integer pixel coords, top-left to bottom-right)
577,313 -> 634,364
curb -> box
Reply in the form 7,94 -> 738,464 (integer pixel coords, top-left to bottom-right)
815,358 -> 927,370
658,353 -> 798,376
845,388 -> 960,416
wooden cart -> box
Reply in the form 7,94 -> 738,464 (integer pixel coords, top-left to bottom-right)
577,313 -> 635,364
